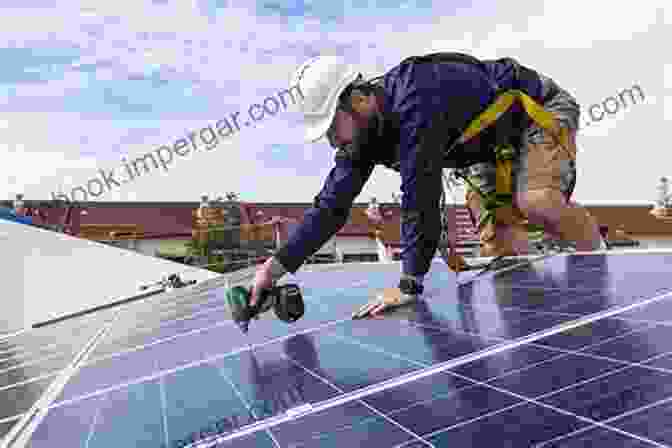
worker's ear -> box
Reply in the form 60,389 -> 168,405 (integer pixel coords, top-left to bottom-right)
348,89 -> 375,116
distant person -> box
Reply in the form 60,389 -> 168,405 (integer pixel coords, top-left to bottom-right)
0,206 -> 34,226
13,195 -> 26,216
366,197 -> 383,224
246,52 -> 602,322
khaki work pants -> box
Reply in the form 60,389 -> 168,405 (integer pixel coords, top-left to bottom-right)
466,128 -> 601,257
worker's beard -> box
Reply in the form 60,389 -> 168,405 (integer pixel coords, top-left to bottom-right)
340,112 -> 384,163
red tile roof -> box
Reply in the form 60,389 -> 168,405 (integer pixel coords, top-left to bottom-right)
21,201 -> 480,245
33,205 -> 194,238
7,201 -> 654,248
244,203 -> 479,244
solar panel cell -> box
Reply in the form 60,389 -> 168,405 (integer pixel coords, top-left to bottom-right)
0,416 -> 21,442
268,401 -> 423,448
362,372 -> 521,437
0,376 -> 53,420
417,406 -> 652,447
541,367 -> 672,425
28,395 -> 100,447
611,400 -> 672,446
583,325 -> 672,364
13,251 -> 672,448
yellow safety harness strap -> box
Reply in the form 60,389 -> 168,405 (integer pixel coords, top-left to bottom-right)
457,89 -> 574,160
455,89 -> 575,226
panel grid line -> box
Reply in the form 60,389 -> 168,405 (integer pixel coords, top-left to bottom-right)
534,394 -> 672,447
406,319 -> 672,379
449,303 -> 672,328
0,372 -> 61,394
0,329 -> 31,343
182,289 -> 672,447
104,299 -> 230,341
0,350 -> 72,376
0,340 -> 75,363
0,322 -> 102,360
282,353 -> 435,448
0,416 -> 20,426
84,395 -> 105,448
11,318 -> 670,448
448,368 -> 670,447
2,312 -> 122,448
18,305 -> 655,446
397,323 -> 672,413
10,281 -> 668,399
325,328 -> 666,447
400,369 -> 670,448
216,367 -> 281,448
158,374 -> 170,448
18,252 -> 672,447
47,316 -> 354,411
82,281 -> 361,368
3,264 -> 548,378
108,290 -> 230,331
390,329 -> 672,445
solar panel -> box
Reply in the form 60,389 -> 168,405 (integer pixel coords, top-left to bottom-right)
0,310 -> 116,442
6,250 -> 672,447
0,417 -> 20,442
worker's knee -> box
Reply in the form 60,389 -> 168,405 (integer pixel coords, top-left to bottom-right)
479,222 -> 529,257
517,188 -> 601,249
516,188 -> 566,224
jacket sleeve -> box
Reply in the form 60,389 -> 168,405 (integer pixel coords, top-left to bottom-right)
392,60 -> 494,278
397,109 -> 444,278
274,154 -> 375,273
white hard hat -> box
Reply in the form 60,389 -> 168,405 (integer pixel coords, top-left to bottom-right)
289,55 -> 361,143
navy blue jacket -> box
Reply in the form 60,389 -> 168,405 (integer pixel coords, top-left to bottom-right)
274,56 -> 544,277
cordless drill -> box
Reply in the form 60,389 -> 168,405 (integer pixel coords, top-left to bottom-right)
226,284 -> 304,334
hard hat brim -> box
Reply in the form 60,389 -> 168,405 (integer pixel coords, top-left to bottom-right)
303,69 -> 360,143
303,103 -> 338,143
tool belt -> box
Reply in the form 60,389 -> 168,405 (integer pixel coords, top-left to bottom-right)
450,89 -> 575,230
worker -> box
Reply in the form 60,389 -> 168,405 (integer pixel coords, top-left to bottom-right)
248,52 -> 603,320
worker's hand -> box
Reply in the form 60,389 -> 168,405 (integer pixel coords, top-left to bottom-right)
439,245 -> 469,272
366,208 -> 384,225
446,247 -> 469,272
250,259 -> 276,308
352,287 -> 418,319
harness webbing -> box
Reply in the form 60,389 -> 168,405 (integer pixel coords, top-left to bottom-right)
440,89 -> 575,265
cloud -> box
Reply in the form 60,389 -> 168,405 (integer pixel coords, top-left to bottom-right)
2,0 -> 668,204
1,148 -> 98,199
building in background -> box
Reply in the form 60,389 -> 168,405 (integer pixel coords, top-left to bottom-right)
6,195 -> 659,269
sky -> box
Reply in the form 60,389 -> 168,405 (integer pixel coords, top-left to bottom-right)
0,0 -> 669,205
